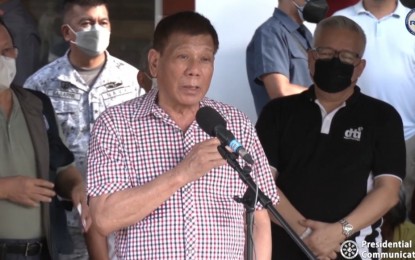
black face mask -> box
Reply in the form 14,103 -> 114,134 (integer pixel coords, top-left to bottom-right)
302,0 -> 329,23
313,57 -> 355,93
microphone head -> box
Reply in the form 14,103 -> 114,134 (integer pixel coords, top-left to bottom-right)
196,106 -> 226,136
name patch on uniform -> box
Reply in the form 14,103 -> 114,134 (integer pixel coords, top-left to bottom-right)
102,86 -> 134,107
48,90 -> 82,100
102,87 -> 133,100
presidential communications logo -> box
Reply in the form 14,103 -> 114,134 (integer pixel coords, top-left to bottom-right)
406,8 -> 415,35
340,240 -> 359,259
340,239 -> 415,259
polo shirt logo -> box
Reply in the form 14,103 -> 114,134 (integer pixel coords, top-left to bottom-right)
405,8 -> 415,36
344,127 -> 363,141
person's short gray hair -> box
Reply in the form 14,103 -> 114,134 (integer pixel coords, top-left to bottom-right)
314,15 -> 366,56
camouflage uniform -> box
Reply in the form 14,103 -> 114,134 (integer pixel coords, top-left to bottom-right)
24,51 -> 144,259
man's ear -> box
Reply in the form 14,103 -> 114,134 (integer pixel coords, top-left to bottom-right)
61,24 -> 72,42
307,50 -> 315,75
148,48 -> 159,78
354,59 -> 366,78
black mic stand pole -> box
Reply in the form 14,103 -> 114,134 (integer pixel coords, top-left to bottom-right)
234,172 -> 256,260
217,145 -> 317,260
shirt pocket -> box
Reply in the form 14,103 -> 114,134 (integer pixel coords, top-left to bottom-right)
51,100 -> 80,137
289,46 -> 309,82
290,43 -> 307,60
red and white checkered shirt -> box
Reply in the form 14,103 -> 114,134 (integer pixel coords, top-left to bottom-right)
87,88 -> 279,260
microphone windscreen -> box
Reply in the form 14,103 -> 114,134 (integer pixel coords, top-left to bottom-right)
196,106 -> 226,136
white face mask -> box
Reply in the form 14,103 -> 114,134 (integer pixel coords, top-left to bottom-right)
0,55 -> 16,91
67,24 -> 111,57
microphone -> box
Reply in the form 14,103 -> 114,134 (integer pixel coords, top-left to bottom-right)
196,106 -> 254,164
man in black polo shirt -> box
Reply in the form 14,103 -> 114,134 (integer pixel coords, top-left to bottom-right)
256,15 -> 405,260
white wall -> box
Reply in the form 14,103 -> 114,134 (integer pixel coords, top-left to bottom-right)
196,0 -> 277,123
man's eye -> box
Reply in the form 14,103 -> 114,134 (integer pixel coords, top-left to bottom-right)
201,57 -> 212,63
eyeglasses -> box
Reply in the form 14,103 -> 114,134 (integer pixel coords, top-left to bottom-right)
310,47 -> 360,65
1,47 -> 18,58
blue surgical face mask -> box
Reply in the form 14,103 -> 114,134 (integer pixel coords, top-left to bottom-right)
66,24 -> 111,57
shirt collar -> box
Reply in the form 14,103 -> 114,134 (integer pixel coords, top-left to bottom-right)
133,88 -> 229,122
57,50 -> 113,90
354,0 -> 402,19
133,87 -> 157,119
304,85 -> 361,107
273,8 -> 301,33
10,88 -> 21,118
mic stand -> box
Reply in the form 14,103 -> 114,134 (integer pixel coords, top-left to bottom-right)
234,186 -> 256,260
217,145 -> 317,260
